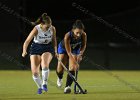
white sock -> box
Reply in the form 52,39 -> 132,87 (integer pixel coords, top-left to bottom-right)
42,68 -> 49,85
32,75 -> 42,88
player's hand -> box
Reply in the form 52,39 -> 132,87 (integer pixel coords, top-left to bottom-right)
22,51 -> 27,57
55,52 -> 59,58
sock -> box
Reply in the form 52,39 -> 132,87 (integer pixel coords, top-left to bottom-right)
42,68 -> 49,85
56,70 -> 64,79
32,75 -> 42,88
66,71 -> 75,87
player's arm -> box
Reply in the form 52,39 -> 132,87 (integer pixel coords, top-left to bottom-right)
64,33 -> 79,66
80,32 -> 87,55
78,32 -> 87,62
64,33 -> 72,57
52,26 -> 57,56
22,27 -> 38,57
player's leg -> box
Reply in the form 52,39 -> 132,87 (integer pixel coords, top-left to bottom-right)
41,52 -> 53,92
56,54 -> 68,87
30,55 -> 42,94
56,42 -> 68,87
64,54 -> 79,93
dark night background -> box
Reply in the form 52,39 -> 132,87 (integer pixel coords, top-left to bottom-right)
0,0 -> 140,70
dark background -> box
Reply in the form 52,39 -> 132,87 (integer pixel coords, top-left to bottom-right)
0,0 -> 140,70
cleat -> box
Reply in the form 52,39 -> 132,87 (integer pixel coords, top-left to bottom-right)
64,86 -> 71,94
42,84 -> 48,92
37,88 -> 43,94
57,78 -> 63,87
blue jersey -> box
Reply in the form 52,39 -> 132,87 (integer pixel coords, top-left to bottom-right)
58,31 -> 83,55
61,31 -> 82,49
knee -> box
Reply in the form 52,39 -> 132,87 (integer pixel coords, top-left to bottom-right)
69,66 -> 77,71
32,69 -> 39,77
42,62 -> 50,68
32,72 -> 39,77
69,63 -> 79,71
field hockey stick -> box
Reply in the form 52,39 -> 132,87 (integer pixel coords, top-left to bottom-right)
74,55 -> 83,94
57,57 -> 87,94
74,69 -> 78,93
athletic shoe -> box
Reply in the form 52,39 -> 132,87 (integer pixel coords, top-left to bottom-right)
64,86 -> 71,94
57,78 -> 63,87
37,88 -> 43,94
42,84 -> 48,92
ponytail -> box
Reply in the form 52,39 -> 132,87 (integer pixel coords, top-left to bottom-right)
33,13 -> 52,25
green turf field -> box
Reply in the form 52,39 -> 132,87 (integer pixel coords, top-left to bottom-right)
0,70 -> 140,100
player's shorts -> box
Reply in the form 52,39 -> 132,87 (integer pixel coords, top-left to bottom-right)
57,43 -> 80,55
30,42 -> 54,56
